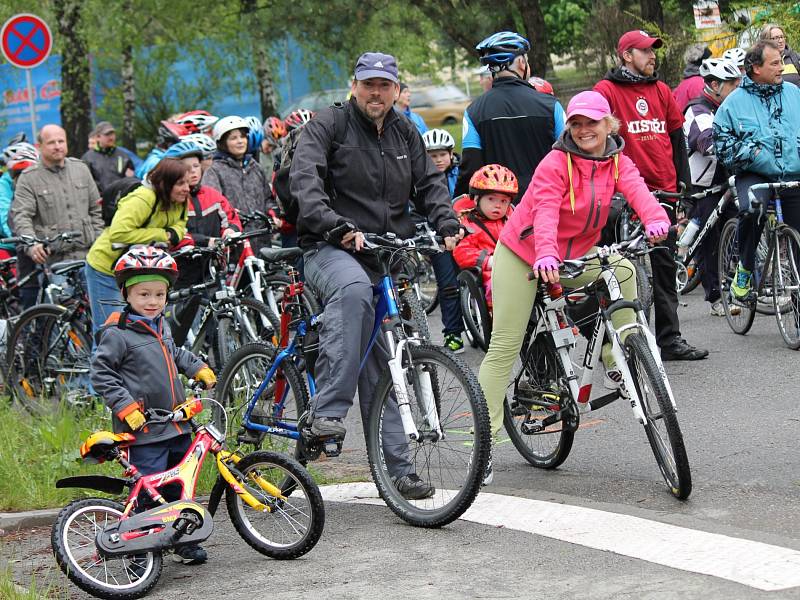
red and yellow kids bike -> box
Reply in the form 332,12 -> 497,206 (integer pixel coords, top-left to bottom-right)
51,390 -> 325,599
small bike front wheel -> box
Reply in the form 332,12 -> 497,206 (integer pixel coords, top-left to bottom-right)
624,334 -> 692,500
718,218 -> 756,334
366,342 -> 491,528
772,225 -> 800,349
503,331 -> 575,469
51,497 -> 162,600
225,450 -> 325,559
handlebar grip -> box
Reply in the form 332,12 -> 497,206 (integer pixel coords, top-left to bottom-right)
324,222 -> 356,244
0,237 -> 21,245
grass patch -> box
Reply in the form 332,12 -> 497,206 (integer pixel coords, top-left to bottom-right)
441,122 -> 463,153
0,564 -> 53,599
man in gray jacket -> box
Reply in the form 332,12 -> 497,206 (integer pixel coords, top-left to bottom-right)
289,52 -> 461,500
10,124 -> 104,306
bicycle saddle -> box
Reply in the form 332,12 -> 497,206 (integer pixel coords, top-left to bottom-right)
259,247 -> 304,263
80,431 -> 136,463
51,259 -> 86,275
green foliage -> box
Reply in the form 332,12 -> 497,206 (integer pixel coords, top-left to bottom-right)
0,566 -> 52,600
543,0 -> 592,56
745,1 -> 800,48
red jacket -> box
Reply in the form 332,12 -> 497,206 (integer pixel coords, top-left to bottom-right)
499,132 -> 668,265
452,195 -> 510,275
183,185 -> 242,247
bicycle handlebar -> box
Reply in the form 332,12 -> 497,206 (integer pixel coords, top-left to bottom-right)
526,234 -> 648,281
0,230 -> 82,246
747,180 -> 800,209
144,382 -> 206,424
652,182 -> 726,203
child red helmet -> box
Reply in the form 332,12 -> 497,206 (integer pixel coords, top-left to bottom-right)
529,77 -> 554,95
469,164 -> 518,197
114,245 -> 179,289
264,116 -> 288,140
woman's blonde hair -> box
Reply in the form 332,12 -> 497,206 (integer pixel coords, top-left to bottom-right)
605,115 -> 621,134
759,23 -> 784,42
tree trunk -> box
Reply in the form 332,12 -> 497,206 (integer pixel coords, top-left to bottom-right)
516,0 -> 549,77
53,0 -> 91,157
241,0 -> 279,118
121,44 -> 136,149
640,0 -> 665,30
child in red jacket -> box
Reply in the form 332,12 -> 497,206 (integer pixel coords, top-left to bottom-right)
452,164 -> 516,307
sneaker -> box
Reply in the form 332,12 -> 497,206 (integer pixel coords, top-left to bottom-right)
482,455 -> 493,486
309,416 -> 346,438
660,337 -> 709,361
172,544 -> 207,565
393,473 -> 435,500
730,264 -> 752,300
710,300 -> 740,317
443,333 -> 465,354
603,368 -> 624,390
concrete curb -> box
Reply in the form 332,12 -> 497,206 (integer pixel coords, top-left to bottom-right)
0,508 -> 60,532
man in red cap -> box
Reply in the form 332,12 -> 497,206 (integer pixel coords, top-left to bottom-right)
594,30 -> 707,361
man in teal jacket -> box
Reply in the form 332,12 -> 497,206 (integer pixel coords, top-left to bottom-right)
713,40 -> 800,299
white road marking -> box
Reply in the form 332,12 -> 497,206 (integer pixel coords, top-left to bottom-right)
321,482 -> 800,591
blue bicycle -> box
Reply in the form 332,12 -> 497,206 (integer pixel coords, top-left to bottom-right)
214,225 -> 491,527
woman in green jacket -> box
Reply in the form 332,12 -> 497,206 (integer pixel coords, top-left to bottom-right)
85,158 -> 190,333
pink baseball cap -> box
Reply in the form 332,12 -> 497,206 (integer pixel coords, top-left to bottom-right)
617,30 -> 663,56
566,91 -> 612,121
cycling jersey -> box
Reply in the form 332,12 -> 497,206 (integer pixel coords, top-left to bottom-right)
684,94 -> 727,188
456,77 -> 565,202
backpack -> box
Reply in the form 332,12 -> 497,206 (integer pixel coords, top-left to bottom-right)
272,103 -> 349,225
100,176 -> 142,226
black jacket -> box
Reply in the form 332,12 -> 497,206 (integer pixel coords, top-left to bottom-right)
455,76 -> 561,202
81,146 -> 134,194
289,97 -> 459,249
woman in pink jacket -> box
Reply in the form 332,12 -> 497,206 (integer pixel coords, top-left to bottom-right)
478,91 -> 670,478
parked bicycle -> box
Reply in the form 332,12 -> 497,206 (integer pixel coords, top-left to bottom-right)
51,384 -> 324,600
215,226 -> 491,528
503,232 -> 692,499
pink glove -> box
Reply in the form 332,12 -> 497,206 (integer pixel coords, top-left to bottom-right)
533,256 -> 560,273
646,220 -> 670,238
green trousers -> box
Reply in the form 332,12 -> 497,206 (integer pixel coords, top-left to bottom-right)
477,242 -> 640,435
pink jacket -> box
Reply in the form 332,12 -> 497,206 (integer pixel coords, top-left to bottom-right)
499,133 -> 669,265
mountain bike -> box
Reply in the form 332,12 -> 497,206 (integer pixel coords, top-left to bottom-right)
503,233 -> 692,500
215,226 -> 491,528
718,180 -> 800,348
51,385 -> 324,600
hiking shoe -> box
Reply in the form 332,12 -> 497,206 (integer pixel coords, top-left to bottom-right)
172,544 -> 207,565
730,265 -> 752,300
443,334 -> 465,354
393,474 -> 435,500
603,368 -> 624,390
309,416 -> 346,438
660,337 -> 708,361
710,300 -> 740,317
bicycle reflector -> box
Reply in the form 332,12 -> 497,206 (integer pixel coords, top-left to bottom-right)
175,398 -> 203,420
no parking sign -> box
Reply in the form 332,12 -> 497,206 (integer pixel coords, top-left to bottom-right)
1,13 -> 53,139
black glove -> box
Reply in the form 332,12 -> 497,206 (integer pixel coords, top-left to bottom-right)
438,222 -> 461,239
165,228 -> 180,246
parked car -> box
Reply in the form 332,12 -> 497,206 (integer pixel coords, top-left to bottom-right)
280,88 -> 350,118
410,85 -> 471,126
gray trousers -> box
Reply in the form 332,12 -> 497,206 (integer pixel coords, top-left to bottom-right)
303,243 -> 412,477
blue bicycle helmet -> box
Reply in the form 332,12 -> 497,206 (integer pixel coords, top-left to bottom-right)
476,31 -> 530,70
162,140 -> 203,160
244,115 -> 264,154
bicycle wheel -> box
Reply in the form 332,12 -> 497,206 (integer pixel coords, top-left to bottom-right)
225,450 -> 325,559
459,273 -> 491,352
52,498 -> 162,600
625,334 -> 692,499
216,297 -> 279,367
772,225 -> 800,349
503,331 -> 575,469
413,254 -> 439,315
262,274 -> 321,320
400,287 -> 431,340
634,257 -> 652,324
215,342 -> 308,457
366,342 -> 490,528
755,230 -> 776,315
679,261 -> 702,295
6,304 -> 93,415
718,218 -> 756,334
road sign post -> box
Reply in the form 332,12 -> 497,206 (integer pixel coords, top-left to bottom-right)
1,13 -> 53,141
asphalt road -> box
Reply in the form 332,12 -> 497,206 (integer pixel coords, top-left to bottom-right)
4,290 -> 800,599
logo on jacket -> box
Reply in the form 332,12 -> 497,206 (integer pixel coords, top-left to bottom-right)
635,98 -> 649,116
396,154 -> 408,160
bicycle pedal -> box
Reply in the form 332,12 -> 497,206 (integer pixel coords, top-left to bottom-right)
322,438 -> 343,457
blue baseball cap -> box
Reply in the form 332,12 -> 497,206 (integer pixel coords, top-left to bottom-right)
354,52 -> 399,83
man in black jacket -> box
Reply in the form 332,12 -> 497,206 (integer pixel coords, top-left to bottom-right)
289,52 -> 461,500
81,121 -> 135,193
455,31 -> 566,202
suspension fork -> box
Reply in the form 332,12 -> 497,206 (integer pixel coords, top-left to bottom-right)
383,330 -> 429,441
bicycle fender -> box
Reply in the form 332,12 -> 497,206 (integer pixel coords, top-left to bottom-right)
55,475 -> 129,495
207,474 -> 227,516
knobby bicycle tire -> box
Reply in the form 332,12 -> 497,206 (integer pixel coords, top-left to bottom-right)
216,297 -> 280,368
225,450 -> 325,559
214,342 -> 309,457
6,303 -> 92,415
633,258 -> 652,325
366,342 -> 490,528
625,334 -> 692,500
503,330 -> 575,469
718,218 -> 756,334
772,225 -> 800,349
459,272 -> 491,352
400,287 -> 431,340
52,497 -> 162,600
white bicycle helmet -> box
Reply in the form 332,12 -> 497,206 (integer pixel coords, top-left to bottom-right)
699,58 -> 741,81
212,116 -> 249,142
180,133 -> 216,157
175,111 -> 219,133
723,47 -> 747,68
422,129 -> 455,152
2,141 -> 38,165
